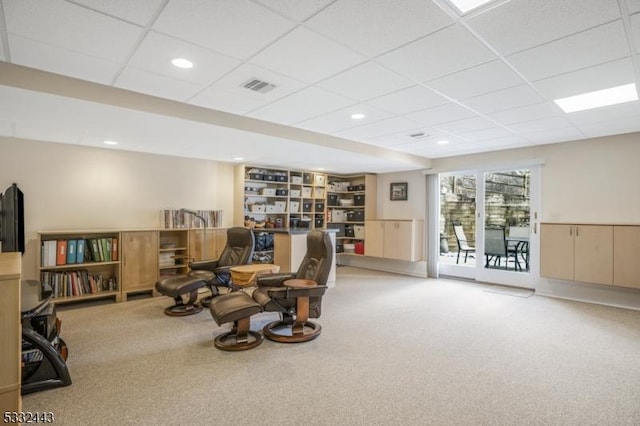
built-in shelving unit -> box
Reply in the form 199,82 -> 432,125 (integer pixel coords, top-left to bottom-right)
234,165 -> 328,231
38,230 -> 122,304
326,174 -> 377,258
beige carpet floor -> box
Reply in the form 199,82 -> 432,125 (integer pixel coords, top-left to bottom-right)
22,267 -> 640,425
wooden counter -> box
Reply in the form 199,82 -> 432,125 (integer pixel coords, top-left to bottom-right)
0,252 -> 22,412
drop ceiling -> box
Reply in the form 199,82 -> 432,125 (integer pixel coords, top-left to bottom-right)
0,0 -> 639,174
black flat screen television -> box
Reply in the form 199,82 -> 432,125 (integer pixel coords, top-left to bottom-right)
0,183 -> 25,254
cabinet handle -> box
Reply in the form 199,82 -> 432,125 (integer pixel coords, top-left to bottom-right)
569,226 -> 572,236
576,226 -> 579,237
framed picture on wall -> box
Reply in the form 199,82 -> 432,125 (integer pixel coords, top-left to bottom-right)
390,182 -> 408,201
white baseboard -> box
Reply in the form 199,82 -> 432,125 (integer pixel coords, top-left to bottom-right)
337,254 -> 427,278
536,278 -> 640,311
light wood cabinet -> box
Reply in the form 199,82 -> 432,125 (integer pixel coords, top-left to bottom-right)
189,228 -> 227,262
365,220 -> 423,261
0,253 -> 21,413
121,231 -> 158,298
613,226 -> 640,289
540,223 -> 613,286
364,220 -> 385,258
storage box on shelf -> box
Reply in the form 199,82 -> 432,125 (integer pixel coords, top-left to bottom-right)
326,174 -> 377,259
243,166 -> 289,230
38,230 -> 122,303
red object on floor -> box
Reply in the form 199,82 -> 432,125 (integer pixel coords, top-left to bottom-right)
354,242 -> 364,255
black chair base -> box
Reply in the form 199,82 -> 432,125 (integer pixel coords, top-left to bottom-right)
163,291 -> 202,317
214,319 -> 263,351
164,303 -> 203,317
209,292 -> 263,351
263,320 -> 322,343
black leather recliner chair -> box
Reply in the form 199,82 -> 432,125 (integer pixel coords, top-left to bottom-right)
155,227 -> 254,316
252,230 -> 333,342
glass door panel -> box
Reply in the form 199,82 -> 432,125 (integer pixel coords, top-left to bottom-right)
437,166 -> 540,288
439,173 -> 477,279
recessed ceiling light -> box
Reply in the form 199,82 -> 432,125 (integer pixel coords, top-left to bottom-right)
317,167 -> 325,171
449,0 -> 494,13
232,157 -> 244,161
104,140 -> 118,145
351,113 -> 365,120
554,83 -> 638,113
437,140 -> 450,145
171,58 -> 194,69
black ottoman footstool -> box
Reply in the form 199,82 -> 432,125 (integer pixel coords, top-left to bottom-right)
209,292 -> 263,351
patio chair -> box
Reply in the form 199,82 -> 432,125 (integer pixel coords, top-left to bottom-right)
508,225 -> 530,271
452,222 -> 475,264
485,227 -> 519,270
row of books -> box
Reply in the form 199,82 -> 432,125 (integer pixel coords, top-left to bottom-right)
41,237 -> 118,267
160,209 -> 223,229
40,270 -> 118,298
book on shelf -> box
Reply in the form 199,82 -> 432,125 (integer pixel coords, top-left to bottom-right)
41,269 -> 118,298
76,239 -> 85,263
56,240 -> 67,266
111,237 -> 118,261
42,240 -> 57,267
159,209 -> 224,229
66,239 -> 77,264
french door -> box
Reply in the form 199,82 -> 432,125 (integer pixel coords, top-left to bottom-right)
438,165 -> 541,288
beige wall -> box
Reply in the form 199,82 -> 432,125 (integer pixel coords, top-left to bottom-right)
0,137 -> 235,279
375,170 -> 427,221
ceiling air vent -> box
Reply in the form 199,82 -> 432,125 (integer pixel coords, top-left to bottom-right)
241,78 -> 277,94
409,132 -> 428,139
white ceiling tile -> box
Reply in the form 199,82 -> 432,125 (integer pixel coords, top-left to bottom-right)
575,115 -> 640,138
532,57 -> 636,100
377,24 -> 495,82
249,26 -> 366,84
406,102 -> 478,127
305,0 -> 453,57
189,63 -> 308,113
460,84 -> 546,114
427,60 -> 524,100
563,100 -> 640,126
252,0 -> 334,21
366,84 -> 449,115
524,127 -> 585,144
189,87 -> 270,115
336,117 -> 423,141
629,1 -> 640,13
632,13 -> 640,46
128,32 -> 242,86
67,0 -> 165,26
467,0 -> 621,55
5,0 -> 143,62
507,21 -> 630,81
318,61 -> 413,101
368,128 -> 451,148
394,135 -> 472,156
435,116 -> 496,134
488,103 -> 562,125
295,104 -> 393,133
8,34 -> 121,85
508,116 -> 575,133
115,67 -> 204,102
153,0 -> 296,59
457,126 -> 515,141
247,86 -> 356,124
